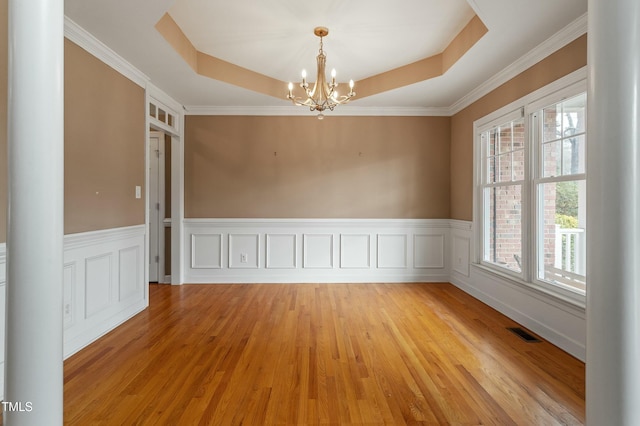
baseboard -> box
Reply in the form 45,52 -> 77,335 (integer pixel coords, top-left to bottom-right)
186,272 -> 452,284
451,267 -> 586,361
64,298 -> 147,358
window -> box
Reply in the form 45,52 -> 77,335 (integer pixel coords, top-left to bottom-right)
474,73 -> 587,305
479,114 -> 526,276
149,99 -> 178,133
533,94 -> 587,293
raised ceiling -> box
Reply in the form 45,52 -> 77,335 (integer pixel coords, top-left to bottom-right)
63,0 -> 588,113
167,0 -> 477,82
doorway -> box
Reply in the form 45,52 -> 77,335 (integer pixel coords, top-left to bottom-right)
146,93 -> 182,286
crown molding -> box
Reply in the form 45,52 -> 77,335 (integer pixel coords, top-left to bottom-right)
448,12 -> 588,115
184,105 -> 451,117
62,12 -> 586,118
64,16 -> 149,88
146,82 -> 185,114
187,10 -> 587,119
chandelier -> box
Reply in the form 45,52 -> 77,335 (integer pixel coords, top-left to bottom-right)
287,27 -> 355,118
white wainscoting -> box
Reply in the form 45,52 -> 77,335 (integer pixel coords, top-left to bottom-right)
448,220 -> 586,361
0,227 -> 146,400
63,225 -> 147,357
184,219 -> 452,283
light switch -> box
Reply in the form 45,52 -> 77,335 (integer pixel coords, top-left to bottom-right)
135,186 -> 141,199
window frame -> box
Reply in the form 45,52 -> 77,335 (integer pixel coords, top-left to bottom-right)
473,68 -> 587,308
476,109 -> 529,281
529,86 -> 587,303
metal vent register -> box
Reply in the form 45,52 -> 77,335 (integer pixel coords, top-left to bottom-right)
507,327 -> 542,343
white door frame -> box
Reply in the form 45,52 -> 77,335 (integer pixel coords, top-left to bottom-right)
145,86 -> 185,286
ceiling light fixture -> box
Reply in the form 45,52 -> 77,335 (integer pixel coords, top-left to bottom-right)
287,27 -> 355,119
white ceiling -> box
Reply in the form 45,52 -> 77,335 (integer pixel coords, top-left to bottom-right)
64,0 -> 588,112
168,0 -> 476,82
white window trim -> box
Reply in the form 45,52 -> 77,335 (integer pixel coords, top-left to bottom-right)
476,109 -> 528,281
473,67 -> 587,309
528,88 -> 587,304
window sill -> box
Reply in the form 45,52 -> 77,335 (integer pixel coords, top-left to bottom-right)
471,263 -> 586,313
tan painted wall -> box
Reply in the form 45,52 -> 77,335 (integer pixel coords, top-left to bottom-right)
0,20 -> 144,239
185,115 -> 451,219
0,17 -> 587,241
0,0 -> 7,242
450,34 -> 588,220
64,39 -> 146,233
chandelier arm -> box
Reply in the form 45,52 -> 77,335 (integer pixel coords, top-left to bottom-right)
288,95 -> 316,109
288,93 -> 355,110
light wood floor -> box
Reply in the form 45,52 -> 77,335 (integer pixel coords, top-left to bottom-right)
12,283 -> 587,424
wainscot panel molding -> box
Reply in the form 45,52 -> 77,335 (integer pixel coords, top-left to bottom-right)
63,225 -> 147,358
184,219 -> 452,284
447,220 -> 586,361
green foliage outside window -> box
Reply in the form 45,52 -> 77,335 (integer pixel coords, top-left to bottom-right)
555,181 -> 578,228
555,213 -> 578,229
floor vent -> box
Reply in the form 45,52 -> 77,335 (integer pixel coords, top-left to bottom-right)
507,327 -> 542,343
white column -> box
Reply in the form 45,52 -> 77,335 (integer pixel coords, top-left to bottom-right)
5,0 -> 64,424
586,0 -> 640,425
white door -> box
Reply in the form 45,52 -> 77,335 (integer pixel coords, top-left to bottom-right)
149,131 -> 163,282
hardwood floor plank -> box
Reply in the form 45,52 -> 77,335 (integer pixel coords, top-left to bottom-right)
1,282 -> 585,425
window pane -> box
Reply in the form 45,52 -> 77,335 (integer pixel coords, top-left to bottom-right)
541,94 -> 586,177
488,129 -> 497,156
484,119 -> 525,184
487,156 -> 496,184
512,121 -> 525,150
498,153 -> 512,182
543,105 -> 560,142
513,149 -> 525,181
561,93 -> 587,135
499,126 -> 512,154
542,141 -> 562,177
484,185 -> 522,273
562,135 -> 586,175
498,120 -> 525,154
538,180 -> 586,293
